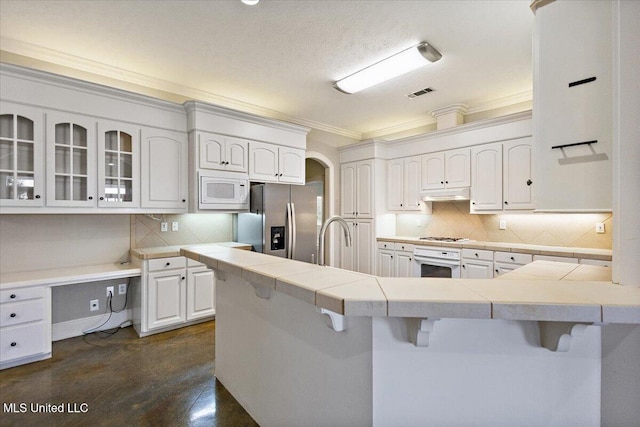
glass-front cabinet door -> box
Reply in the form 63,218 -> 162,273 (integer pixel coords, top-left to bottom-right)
0,104 -> 44,207
97,121 -> 139,208
46,113 -> 96,207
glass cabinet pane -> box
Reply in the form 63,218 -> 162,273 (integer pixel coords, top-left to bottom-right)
16,173 -> 34,200
120,153 -> 132,178
73,176 -> 87,200
17,142 -> 34,172
105,131 -> 118,150
0,115 -> 13,138
55,146 -> 71,174
72,125 -> 87,147
104,152 -> 118,177
104,178 -> 119,202
120,132 -> 132,152
55,123 -> 71,145
121,179 -> 133,202
55,175 -> 70,200
72,147 -> 87,175
17,116 -> 34,141
0,139 -> 13,170
0,171 -> 14,199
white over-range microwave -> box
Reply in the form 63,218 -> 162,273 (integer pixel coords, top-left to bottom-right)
199,171 -> 249,210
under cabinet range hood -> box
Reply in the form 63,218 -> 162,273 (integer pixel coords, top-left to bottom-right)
420,187 -> 470,202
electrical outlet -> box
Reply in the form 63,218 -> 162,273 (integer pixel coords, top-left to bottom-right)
172,221 -> 179,231
596,223 -> 605,233
106,286 -> 114,297
90,299 -> 99,311
118,283 -> 127,295
160,222 -> 168,232
499,219 -> 507,230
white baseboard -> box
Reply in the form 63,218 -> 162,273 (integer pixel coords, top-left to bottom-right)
52,309 -> 133,341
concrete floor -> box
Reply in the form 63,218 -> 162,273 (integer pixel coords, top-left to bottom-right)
0,321 -> 259,426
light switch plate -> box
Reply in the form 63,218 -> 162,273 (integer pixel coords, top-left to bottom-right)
596,223 -> 605,233
172,222 -> 179,231
160,222 -> 168,232
499,219 -> 507,230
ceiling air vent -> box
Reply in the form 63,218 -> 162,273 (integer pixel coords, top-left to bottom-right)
406,87 -> 434,99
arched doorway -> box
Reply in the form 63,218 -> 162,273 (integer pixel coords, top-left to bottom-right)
305,152 -> 335,266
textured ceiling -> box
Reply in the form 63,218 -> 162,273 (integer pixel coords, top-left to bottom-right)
0,0 -> 534,140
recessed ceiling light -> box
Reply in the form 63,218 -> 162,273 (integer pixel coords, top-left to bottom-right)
241,0 -> 260,5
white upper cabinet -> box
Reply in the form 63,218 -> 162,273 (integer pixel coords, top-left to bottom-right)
470,143 -> 502,212
0,104 -> 44,207
421,148 -> 470,190
503,138 -> 534,210
45,112 -> 96,207
471,139 -> 533,213
533,0 -> 612,211
141,128 -> 188,210
198,132 -> 248,173
97,121 -> 140,208
249,141 -> 305,185
341,160 -> 373,218
387,156 -> 421,211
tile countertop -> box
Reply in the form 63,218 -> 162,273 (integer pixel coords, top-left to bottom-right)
377,236 -> 612,261
181,246 -> 639,325
130,242 -> 252,260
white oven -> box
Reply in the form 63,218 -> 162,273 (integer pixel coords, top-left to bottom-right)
199,171 -> 249,210
413,246 -> 462,278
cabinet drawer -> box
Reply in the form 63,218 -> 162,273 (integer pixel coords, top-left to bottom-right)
393,243 -> 414,253
377,241 -> 394,250
494,251 -> 532,265
0,300 -> 45,327
462,248 -> 493,261
148,256 -> 187,272
0,323 -> 47,363
0,287 -> 43,304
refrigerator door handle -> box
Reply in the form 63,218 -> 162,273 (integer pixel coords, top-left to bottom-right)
290,202 -> 297,260
286,202 -> 293,259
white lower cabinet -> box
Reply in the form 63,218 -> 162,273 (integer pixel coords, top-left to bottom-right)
493,251 -> 533,277
0,286 -> 51,370
135,256 -> 215,337
376,242 -> 414,277
341,219 -> 374,274
461,249 -> 495,279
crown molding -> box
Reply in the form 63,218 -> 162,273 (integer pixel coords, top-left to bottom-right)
0,37 -> 361,140
465,90 -> 533,115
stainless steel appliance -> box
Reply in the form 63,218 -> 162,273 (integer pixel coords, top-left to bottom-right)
237,183 -> 318,263
199,170 -> 249,210
413,245 -> 462,278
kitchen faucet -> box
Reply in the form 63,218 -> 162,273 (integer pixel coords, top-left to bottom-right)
318,215 -> 352,266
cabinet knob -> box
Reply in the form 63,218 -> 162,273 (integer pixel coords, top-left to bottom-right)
472,201 -> 476,205
35,195 -> 41,199
182,199 -> 186,202
462,264 -> 466,269
504,201 -> 509,205
445,181 -> 449,184
88,196 -> 93,200
165,262 -> 171,266
526,179 -> 533,186
400,203 -> 403,207
390,255 -> 393,259
10,313 -> 16,318
10,342 -> 17,347
10,294 -> 16,299
440,181 -> 444,184
510,256 -> 515,261
275,173 -> 278,176
100,196 -> 105,201
279,173 -> 283,177
495,269 -> 499,273
181,276 -> 186,280
475,253 -> 479,257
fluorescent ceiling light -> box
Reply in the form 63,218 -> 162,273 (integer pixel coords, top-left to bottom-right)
241,0 -> 260,5
334,42 -> 442,94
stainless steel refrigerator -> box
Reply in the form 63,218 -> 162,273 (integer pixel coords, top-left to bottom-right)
237,183 -> 318,263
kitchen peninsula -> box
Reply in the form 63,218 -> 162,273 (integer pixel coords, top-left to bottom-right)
181,245 -> 639,427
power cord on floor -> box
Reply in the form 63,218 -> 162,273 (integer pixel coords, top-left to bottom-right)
82,278 -> 130,338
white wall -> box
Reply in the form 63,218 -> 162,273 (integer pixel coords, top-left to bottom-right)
0,214 -> 130,273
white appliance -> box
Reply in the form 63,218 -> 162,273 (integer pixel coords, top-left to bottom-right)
199,171 -> 249,210
413,245 -> 462,278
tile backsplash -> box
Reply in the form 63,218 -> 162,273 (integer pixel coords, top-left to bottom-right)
132,213 -> 234,248
395,201 -> 612,249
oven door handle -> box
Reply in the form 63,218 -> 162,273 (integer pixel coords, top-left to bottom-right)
413,255 -> 461,268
